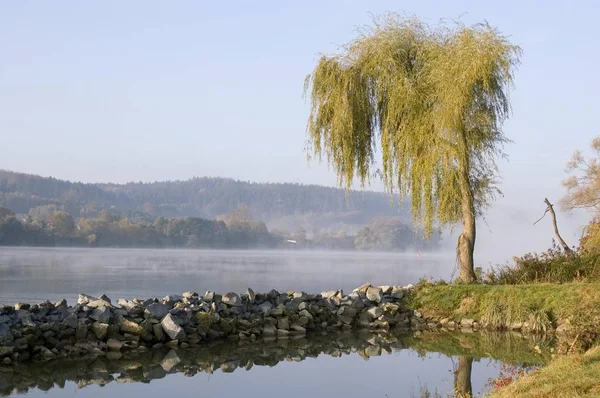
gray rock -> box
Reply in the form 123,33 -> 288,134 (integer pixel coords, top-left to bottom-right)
54,299 -> 68,309
78,294 -> 95,305
292,291 -> 308,300
117,299 -> 141,312
90,306 -> 112,323
63,313 -> 78,329
0,324 -> 12,343
258,301 -> 273,315
87,299 -> 113,309
269,305 -> 285,317
379,286 -> 393,294
107,339 -> 124,351
246,288 -> 256,302
19,314 -> 36,327
298,309 -> 313,321
162,295 -> 182,304
0,346 -> 14,358
366,287 -> 383,303
117,315 -> 146,336
182,291 -> 197,298
153,323 -> 165,340
290,324 -> 306,333
354,282 -> 372,294
337,306 -> 357,318
321,290 -> 340,299
277,317 -> 290,330
145,303 -> 171,320
367,307 -> 382,319
161,314 -> 185,340
262,324 -> 276,336
97,294 -> 112,304
222,292 -> 242,307
14,303 -> 30,311
76,324 -> 88,340
0,315 -> 10,324
91,322 -> 110,340
40,346 -> 56,359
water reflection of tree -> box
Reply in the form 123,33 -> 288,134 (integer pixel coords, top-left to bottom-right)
454,356 -> 473,398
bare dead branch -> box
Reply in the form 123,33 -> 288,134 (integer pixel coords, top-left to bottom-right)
538,198 -> 573,254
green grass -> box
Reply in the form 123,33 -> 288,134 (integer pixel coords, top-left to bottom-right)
488,346 -> 600,397
408,283 -> 600,339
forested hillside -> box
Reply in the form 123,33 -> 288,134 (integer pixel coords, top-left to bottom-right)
0,170 -> 408,231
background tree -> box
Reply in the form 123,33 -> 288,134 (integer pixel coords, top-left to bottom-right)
50,211 -> 75,240
561,136 -> 600,214
304,14 -> 520,282
561,136 -> 600,252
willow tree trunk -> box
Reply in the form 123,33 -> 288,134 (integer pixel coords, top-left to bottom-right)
457,163 -> 477,283
454,356 -> 473,398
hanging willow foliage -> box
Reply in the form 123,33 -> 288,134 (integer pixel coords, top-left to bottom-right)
304,14 -> 521,237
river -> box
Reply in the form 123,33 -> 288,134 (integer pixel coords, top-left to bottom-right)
0,247 -> 546,397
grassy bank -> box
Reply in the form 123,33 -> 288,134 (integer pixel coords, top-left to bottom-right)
489,346 -> 600,397
409,283 -> 600,396
408,283 -> 600,344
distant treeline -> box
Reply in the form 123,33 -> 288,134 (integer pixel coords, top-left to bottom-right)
0,170 -> 408,233
0,206 -> 439,252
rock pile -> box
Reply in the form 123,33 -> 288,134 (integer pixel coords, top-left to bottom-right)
0,283 -> 416,363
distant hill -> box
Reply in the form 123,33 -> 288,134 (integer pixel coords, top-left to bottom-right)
0,170 -> 409,232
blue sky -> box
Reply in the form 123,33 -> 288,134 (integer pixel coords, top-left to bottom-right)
1,1 -> 598,260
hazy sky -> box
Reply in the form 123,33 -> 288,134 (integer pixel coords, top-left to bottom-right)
1,1 -> 598,261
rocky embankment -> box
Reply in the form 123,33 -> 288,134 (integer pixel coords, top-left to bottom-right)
0,283 -> 430,364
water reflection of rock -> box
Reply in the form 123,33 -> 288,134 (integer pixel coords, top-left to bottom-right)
0,331 -> 553,396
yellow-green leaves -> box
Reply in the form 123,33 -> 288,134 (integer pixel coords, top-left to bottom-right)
304,14 -> 520,236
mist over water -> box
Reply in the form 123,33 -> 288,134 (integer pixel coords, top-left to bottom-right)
0,247 -> 454,305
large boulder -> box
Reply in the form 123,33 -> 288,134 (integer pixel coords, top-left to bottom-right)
367,307 -> 382,319
161,314 -> 185,340
117,315 -> 146,336
145,303 -> 171,320
366,287 -> 383,303
222,292 -> 242,307
78,294 -> 95,305
90,306 -> 112,323
91,322 -> 109,340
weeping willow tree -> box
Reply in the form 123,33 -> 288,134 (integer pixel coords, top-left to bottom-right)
304,14 -> 520,282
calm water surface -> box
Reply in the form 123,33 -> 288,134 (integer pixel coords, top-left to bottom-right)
0,331 -> 549,398
0,247 -> 454,304
0,248 -> 540,397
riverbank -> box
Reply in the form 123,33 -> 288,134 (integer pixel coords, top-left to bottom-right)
407,282 -> 600,397
408,282 -> 600,350
2,282 -> 598,364
489,346 -> 600,397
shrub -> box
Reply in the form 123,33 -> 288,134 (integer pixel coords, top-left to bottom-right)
483,241 -> 600,284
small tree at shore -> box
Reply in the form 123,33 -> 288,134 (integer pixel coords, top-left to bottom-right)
561,136 -> 600,252
304,14 -> 520,282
